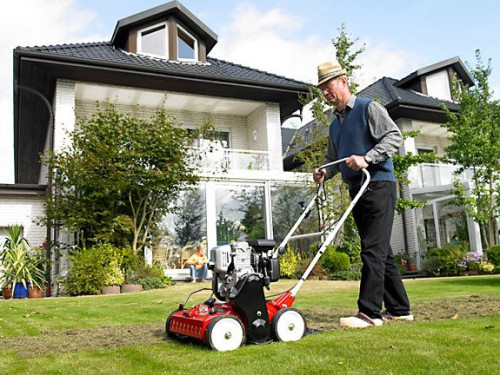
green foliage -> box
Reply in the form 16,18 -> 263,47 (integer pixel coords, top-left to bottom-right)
486,245 -> 500,268
336,215 -> 361,263
440,50 -> 500,248
420,242 -> 469,277
173,190 -> 204,247
136,277 -> 165,290
0,225 -> 46,290
329,269 -> 361,280
135,262 -> 165,280
392,133 -> 441,214
42,104 -> 211,253
279,245 -> 301,278
321,246 -> 351,273
394,252 -> 409,275
64,246 -> 109,295
333,22 -> 366,94
103,262 -> 125,286
64,243 -> 127,295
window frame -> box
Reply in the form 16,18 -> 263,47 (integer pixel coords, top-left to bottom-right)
176,24 -> 198,62
136,22 -> 169,58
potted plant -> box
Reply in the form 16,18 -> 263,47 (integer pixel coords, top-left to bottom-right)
0,225 -> 46,298
120,269 -> 142,293
101,261 -> 124,295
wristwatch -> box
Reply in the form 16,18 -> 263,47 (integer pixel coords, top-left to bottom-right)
364,154 -> 373,164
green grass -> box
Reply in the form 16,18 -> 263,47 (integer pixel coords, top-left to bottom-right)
0,275 -> 499,374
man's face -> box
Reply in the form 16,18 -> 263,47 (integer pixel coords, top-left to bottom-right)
319,77 -> 345,107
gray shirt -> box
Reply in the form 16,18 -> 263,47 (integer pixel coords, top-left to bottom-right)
323,95 -> 402,180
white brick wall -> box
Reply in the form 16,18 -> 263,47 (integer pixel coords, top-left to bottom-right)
53,80 -> 76,153
247,103 -> 282,171
0,194 -> 47,247
391,214 -> 405,253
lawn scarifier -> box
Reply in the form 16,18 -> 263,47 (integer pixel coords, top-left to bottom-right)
166,159 -> 370,351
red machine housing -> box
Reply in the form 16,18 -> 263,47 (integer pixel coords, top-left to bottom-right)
166,291 -> 296,343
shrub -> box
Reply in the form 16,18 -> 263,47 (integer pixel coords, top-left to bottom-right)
330,269 -> 361,280
486,245 -> 500,268
136,261 -> 165,280
421,242 -> 468,277
279,245 -> 301,278
137,277 -> 165,290
321,246 -> 351,274
64,243 -> 126,295
64,246 -> 108,295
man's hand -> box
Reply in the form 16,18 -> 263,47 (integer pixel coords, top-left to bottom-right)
346,155 -> 368,171
313,168 -> 326,183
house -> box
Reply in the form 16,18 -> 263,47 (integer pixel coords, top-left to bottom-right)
7,1 -> 312,281
284,57 -> 482,267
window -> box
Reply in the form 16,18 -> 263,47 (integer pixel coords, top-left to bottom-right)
425,70 -> 452,101
138,23 -> 168,57
177,25 -> 197,61
215,184 -> 266,245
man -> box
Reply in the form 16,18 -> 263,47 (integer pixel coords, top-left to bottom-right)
313,60 -> 412,328
185,243 -> 209,282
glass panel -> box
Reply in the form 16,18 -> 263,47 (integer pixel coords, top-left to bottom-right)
159,187 -> 206,268
215,184 -> 266,245
271,183 -> 318,256
141,25 -> 166,57
178,27 -> 196,60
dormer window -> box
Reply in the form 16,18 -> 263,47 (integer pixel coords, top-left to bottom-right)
177,25 -> 198,61
137,22 -> 168,58
425,70 -> 452,101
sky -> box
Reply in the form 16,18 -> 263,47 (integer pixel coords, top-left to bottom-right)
1,0 -> 500,184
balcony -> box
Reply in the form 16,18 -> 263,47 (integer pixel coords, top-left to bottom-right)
189,147 -> 270,171
409,163 -> 473,190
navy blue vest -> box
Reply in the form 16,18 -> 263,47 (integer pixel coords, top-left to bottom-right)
330,97 -> 396,189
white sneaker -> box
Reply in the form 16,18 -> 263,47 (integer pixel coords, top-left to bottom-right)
340,312 -> 383,328
381,310 -> 414,321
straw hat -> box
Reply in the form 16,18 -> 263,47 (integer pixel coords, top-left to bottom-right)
317,61 -> 347,86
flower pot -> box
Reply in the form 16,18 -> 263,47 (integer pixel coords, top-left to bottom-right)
2,287 -> 13,300
13,282 -> 29,299
28,285 -> 44,298
101,285 -> 121,295
120,284 -> 142,293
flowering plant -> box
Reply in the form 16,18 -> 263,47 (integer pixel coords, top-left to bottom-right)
458,253 -> 482,272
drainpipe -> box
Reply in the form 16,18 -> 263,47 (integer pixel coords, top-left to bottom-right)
15,82 -> 55,295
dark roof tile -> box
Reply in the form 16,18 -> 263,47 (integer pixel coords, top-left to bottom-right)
16,42 -> 307,89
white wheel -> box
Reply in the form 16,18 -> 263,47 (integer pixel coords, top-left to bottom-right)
272,308 -> 307,342
206,315 -> 245,351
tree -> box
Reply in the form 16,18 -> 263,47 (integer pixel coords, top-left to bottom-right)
441,50 -> 500,249
333,22 -> 365,94
173,190 -> 205,247
43,104 -> 213,253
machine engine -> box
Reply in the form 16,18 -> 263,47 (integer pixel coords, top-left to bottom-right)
208,239 -> 280,301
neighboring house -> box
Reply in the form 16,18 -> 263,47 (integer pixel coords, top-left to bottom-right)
284,57 -> 482,267
8,1 -> 311,278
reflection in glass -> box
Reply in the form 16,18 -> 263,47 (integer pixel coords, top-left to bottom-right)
141,25 -> 167,57
271,183 -> 318,256
215,184 -> 266,245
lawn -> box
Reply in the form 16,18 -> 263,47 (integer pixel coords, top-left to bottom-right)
0,275 -> 499,375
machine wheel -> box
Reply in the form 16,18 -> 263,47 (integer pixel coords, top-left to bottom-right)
165,309 -> 188,341
206,314 -> 245,351
271,308 -> 307,342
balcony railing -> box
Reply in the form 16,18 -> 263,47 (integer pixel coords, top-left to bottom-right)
409,163 -> 473,189
189,147 -> 270,171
